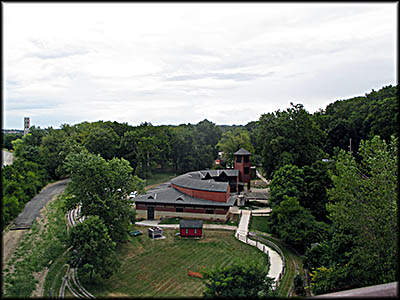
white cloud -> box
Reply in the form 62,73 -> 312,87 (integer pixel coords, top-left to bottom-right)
3,2 -> 397,129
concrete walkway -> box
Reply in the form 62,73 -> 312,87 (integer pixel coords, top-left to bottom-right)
256,169 -> 270,185
236,210 -> 251,236
235,209 -> 283,285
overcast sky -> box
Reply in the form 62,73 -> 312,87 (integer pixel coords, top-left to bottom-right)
3,2 -> 397,129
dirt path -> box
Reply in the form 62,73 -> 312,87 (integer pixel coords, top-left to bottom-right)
2,229 -> 27,268
31,195 -> 60,297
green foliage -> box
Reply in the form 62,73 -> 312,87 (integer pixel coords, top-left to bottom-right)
293,274 -> 306,296
269,164 -> 305,208
258,103 -> 325,178
268,196 -> 327,253
203,260 -> 276,298
169,120 -> 221,174
310,136 -> 398,294
3,195 -> 68,297
216,128 -> 254,167
65,150 -> 144,242
2,158 -> 49,228
84,126 -> 120,160
2,132 -> 23,150
269,161 -> 332,222
314,85 -> 398,155
310,264 -> 351,295
301,160 -> 333,222
68,216 -> 119,280
12,126 -> 48,165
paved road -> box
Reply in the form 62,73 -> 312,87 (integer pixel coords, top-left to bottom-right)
2,150 -> 15,167
12,179 -> 70,230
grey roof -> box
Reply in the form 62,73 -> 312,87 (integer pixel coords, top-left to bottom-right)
234,148 -> 251,155
180,219 -> 203,228
199,169 -> 239,178
135,187 -> 237,207
171,173 -> 229,192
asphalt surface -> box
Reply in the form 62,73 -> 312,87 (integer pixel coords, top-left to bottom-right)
12,179 -> 70,230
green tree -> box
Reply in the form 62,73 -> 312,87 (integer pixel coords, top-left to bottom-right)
314,85 -> 398,155
39,127 -> 70,179
301,160 -> 333,222
195,119 -> 222,160
257,103 -> 325,178
84,126 -> 120,160
269,164 -> 305,208
120,129 -> 140,170
170,125 -> 198,173
217,128 -> 254,167
135,136 -> 158,178
268,196 -> 327,253
68,216 -> 119,280
311,136 -> 398,294
2,132 -> 23,150
203,260 -> 276,298
64,150 -> 144,242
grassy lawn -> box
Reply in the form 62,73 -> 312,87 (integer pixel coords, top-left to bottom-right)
249,215 -> 271,233
80,229 -> 268,298
144,171 -> 177,190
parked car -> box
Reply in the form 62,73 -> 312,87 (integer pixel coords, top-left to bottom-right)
129,191 -> 138,199
129,230 -> 142,237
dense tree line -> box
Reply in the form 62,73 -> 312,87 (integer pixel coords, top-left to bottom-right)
2,158 -> 49,228
251,85 -> 398,295
2,127 -> 51,228
2,132 -> 23,150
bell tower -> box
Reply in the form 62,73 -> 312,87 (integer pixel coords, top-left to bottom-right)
24,117 -> 30,136
234,148 -> 251,191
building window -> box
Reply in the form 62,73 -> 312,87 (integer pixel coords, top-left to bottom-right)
244,167 -> 250,174
236,156 -> 242,163
176,207 -> 183,212
206,209 -> 214,214
244,156 -> 249,163
185,229 -> 188,234
194,229 -> 197,234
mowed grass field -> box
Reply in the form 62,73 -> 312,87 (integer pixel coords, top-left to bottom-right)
81,228 -> 269,298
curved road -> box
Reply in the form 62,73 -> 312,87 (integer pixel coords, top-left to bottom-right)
12,179 -> 71,230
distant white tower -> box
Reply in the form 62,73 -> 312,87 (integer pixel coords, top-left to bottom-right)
24,117 -> 30,135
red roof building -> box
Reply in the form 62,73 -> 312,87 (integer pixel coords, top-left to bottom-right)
180,219 -> 203,238
135,149 -> 252,222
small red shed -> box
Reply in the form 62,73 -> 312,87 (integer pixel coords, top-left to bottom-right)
180,219 -> 203,238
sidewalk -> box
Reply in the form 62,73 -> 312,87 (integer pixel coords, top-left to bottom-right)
236,210 -> 251,236
256,170 -> 270,185
235,209 -> 283,284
